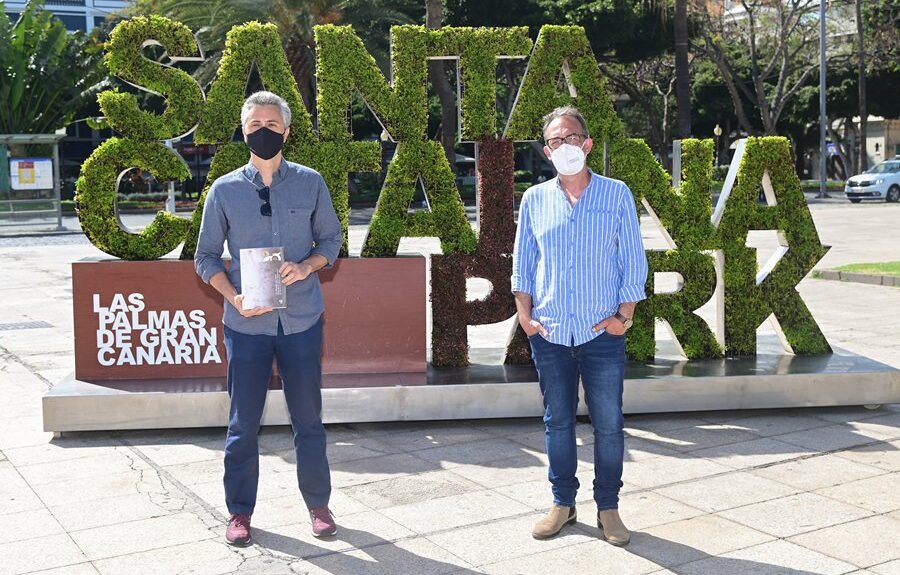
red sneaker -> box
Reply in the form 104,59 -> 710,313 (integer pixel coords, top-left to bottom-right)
310,506 -> 337,537
226,513 -> 252,546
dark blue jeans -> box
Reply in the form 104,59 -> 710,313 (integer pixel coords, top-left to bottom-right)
530,332 -> 626,511
222,318 -> 331,515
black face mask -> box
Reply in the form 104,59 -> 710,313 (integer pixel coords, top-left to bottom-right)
246,126 -> 285,160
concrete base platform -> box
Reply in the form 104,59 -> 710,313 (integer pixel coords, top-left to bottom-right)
43,340 -> 900,432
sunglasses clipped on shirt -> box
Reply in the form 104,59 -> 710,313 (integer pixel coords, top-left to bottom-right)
257,186 -> 271,217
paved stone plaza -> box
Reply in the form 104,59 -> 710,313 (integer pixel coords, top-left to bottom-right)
1,201 -> 899,574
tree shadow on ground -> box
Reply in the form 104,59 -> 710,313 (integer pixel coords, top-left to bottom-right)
620,405 -> 898,464
619,531 -> 847,575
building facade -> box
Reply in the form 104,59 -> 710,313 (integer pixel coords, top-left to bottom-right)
4,0 -> 130,32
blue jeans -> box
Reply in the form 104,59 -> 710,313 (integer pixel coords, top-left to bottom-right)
223,318 -> 331,515
529,332 -> 626,511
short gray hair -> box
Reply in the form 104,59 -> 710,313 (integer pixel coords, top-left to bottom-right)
541,106 -> 589,139
241,91 -> 292,128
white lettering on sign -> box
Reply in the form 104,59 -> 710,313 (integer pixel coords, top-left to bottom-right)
92,293 -> 222,367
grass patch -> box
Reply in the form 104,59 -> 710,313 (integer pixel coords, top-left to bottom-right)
835,262 -> 900,277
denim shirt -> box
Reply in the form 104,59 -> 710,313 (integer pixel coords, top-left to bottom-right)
194,159 -> 342,336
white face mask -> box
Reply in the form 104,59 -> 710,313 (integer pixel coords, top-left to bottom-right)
550,143 -> 586,176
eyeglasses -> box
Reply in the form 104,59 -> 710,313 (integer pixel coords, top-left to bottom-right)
257,186 -> 271,217
545,132 -> 587,150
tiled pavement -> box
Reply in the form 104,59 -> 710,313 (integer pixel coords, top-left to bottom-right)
1,405 -> 898,575
1,202 -> 899,574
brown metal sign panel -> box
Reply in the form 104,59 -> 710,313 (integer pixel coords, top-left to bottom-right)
73,258 -> 426,381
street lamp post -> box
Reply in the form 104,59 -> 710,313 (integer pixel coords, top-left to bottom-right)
818,0 -> 830,198
714,123 -> 723,167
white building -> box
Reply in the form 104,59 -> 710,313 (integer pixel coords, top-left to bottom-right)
857,116 -> 900,166
3,0 -> 131,33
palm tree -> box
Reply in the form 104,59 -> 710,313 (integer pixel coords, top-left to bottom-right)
0,0 -> 106,152
425,0 -> 457,172
128,0 -> 412,111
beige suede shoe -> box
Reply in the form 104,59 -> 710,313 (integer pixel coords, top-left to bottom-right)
597,509 -> 631,546
532,505 -> 577,540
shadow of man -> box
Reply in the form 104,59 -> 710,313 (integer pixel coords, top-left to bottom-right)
253,525 -> 485,575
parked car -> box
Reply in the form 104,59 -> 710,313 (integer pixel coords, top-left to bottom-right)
845,157 -> 900,203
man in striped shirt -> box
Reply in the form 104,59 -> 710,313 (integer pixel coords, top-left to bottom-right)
512,106 -> 648,546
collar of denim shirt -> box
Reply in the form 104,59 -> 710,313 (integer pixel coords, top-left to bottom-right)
242,157 -> 289,187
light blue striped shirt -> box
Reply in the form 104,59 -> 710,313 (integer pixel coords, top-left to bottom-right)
511,171 -> 648,346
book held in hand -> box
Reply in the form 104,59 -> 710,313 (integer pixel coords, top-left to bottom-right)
240,246 -> 287,309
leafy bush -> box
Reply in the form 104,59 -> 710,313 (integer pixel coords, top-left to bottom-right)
0,1 -> 105,136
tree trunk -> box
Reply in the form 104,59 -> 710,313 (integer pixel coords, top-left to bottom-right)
713,55 -> 757,135
856,0 -> 868,173
674,0 -> 692,138
426,0 -> 458,173
285,35 -> 315,114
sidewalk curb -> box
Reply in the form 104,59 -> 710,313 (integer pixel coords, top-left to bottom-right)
814,269 -> 899,287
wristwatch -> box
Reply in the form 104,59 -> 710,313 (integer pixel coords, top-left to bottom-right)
614,312 -> 633,330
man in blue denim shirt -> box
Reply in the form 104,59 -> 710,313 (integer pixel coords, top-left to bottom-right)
195,91 -> 342,545
512,106 -> 648,546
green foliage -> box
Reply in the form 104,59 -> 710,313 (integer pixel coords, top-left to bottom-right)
179,143 -> 380,262
645,249 -> 722,358
129,0 -> 416,97
75,138 -> 190,260
298,140 -> 383,255
98,15 -> 203,140
184,21 -> 381,257
0,0 -> 106,134
74,16 -> 834,363
362,140 -> 476,257
196,21 -> 314,144
180,141 -> 249,259
504,25 -> 622,148
610,137 -> 722,361
445,0 -> 678,64
427,27 -> 532,141
537,0 -> 675,63
717,137 -> 830,356
834,261 -> 900,277
315,25 -> 478,256
315,24 -> 428,142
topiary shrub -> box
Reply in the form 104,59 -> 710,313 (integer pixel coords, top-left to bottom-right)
717,136 -> 830,356
362,140 -> 476,257
76,138 -> 191,260
610,137 -> 723,361
75,17 -> 831,363
430,137 -> 524,367
98,15 -> 203,141
427,27 -> 532,141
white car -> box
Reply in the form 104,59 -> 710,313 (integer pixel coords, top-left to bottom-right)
845,157 -> 900,203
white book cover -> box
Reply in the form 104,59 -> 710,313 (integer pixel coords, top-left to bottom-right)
239,246 -> 287,309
